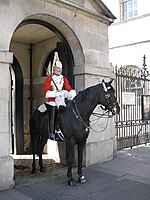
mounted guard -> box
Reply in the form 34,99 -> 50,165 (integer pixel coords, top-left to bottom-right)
43,52 -> 76,140
30,78 -> 120,186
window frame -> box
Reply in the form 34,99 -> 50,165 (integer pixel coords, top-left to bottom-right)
121,0 -> 138,20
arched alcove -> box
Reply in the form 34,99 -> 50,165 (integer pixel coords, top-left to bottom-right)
10,15 -> 84,154
10,56 -> 24,154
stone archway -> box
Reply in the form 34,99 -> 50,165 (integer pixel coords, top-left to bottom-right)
10,15 -> 84,155
10,56 -> 24,155
0,0 -> 115,190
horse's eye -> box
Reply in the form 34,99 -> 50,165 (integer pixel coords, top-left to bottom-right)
105,94 -> 110,99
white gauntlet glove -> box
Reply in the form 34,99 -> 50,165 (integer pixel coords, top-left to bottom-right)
46,90 -> 62,98
55,91 -> 62,97
69,90 -> 76,100
60,90 -> 70,99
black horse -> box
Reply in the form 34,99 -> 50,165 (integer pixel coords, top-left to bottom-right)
30,80 -> 120,186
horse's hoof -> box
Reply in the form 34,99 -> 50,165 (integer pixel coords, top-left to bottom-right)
40,167 -> 46,173
31,169 -> 37,174
79,176 -> 86,184
68,180 -> 76,187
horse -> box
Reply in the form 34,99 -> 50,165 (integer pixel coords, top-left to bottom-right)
30,79 -> 120,186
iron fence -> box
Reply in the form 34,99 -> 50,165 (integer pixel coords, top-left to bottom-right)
115,57 -> 150,149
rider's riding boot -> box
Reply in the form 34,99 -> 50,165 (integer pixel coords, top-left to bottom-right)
59,105 -> 66,111
48,106 -> 56,140
54,109 -> 64,141
48,106 -> 62,141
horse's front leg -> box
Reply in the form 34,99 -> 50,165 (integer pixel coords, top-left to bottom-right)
66,140 -> 76,186
31,136 -> 37,174
78,139 -> 87,184
32,151 -> 37,174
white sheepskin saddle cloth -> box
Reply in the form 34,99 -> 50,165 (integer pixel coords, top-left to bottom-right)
38,104 -> 47,112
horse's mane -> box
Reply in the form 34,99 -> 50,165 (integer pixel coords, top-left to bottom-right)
75,82 -> 115,102
75,84 -> 102,102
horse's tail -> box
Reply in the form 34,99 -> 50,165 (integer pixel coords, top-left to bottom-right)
30,114 -> 39,173
29,116 -> 35,155
29,113 -> 41,155
30,115 -> 40,153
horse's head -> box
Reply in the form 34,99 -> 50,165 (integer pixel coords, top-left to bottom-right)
100,80 -> 120,115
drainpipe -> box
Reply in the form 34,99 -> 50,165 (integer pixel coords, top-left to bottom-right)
29,44 -> 33,118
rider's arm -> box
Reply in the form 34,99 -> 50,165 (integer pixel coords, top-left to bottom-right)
63,77 -> 76,99
63,76 -> 73,91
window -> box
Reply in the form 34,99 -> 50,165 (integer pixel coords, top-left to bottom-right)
122,0 -> 138,20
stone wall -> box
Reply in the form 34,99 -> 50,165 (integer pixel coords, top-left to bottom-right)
0,51 -> 14,190
0,0 -> 115,190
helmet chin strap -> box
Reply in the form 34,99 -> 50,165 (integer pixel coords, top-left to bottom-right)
53,67 -> 62,76
53,70 -> 60,75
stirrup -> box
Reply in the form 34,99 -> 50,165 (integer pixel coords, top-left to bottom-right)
49,133 -> 55,140
49,130 -> 65,141
49,132 -> 62,141
55,130 -> 66,141
55,129 -> 62,134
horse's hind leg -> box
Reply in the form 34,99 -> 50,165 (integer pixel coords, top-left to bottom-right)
31,136 -> 37,174
66,140 -> 76,186
32,152 -> 37,174
30,117 -> 38,174
78,139 -> 87,184
38,155 -> 45,172
39,154 -> 46,172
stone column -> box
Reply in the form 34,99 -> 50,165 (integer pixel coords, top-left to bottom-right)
0,51 -> 14,191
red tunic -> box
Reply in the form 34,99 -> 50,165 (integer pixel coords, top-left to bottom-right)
43,75 -> 72,102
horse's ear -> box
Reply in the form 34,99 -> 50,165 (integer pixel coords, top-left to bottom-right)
107,79 -> 113,86
102,79 -> 108,92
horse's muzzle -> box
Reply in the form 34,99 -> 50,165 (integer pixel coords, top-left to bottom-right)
108,101 -> 120,115
111,102 -> 120,115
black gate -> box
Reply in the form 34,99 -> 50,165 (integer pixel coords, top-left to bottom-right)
115,56 -> 150,150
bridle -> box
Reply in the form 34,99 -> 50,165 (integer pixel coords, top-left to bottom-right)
71,99 -> 113,133
103,93 -> 119,115
102,81 -> 119,115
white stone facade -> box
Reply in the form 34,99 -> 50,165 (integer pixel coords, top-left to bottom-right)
0,0 -> 116,190
102,0 -> 150,69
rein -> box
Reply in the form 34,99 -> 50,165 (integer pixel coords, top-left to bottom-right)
71,99 -> 112,133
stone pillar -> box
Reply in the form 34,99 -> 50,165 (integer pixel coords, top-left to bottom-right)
0,51 -> 14,191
